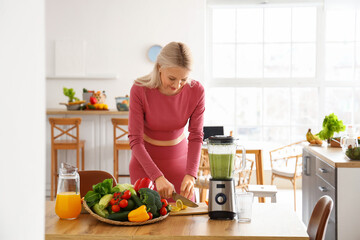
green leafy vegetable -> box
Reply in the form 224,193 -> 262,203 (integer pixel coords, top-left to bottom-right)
317,113 -> 346,140
84,178 -> 113,207
63,87 -> 79,102
84,191 -> 101,208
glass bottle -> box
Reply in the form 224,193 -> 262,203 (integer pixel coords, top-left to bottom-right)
55,163 -> 81,220
341,125 -> 359,152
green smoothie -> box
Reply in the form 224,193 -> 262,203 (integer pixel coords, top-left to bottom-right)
209,153 -> 235,179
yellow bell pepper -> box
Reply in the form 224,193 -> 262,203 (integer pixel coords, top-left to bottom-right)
128,205 -> 150,222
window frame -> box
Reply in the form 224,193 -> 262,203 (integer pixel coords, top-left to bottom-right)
206,0 -> 360,143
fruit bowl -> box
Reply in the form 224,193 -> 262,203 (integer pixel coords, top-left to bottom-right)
83,200 -> 169,226
345,147 -> 360,160
115,96 -> 129,111
59,101 -> 86,111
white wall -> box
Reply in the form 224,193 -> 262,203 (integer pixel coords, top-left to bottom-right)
0,0 -> 45,239
46,0 -> 206,109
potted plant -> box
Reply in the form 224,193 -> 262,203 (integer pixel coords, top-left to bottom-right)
62,87 -> 84,110
317,113 -> 346,145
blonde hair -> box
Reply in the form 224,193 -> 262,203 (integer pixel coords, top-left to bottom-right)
135,42 -> 193,88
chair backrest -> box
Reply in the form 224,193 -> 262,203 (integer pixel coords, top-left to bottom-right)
236,158 -> 254,190
307,195 -> 334,240
111,118 -> 129,142
197,148 -> 211,177
269,140 -> 306,171
78,170 -> 117,198
49,118 -> 82,144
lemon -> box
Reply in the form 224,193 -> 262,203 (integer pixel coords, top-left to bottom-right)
176,199 -> 188,210
171,206 -> 181,212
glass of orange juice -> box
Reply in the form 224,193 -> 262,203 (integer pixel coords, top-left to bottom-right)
55,163 -> 81,220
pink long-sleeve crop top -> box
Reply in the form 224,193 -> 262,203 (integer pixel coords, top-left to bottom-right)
128,79 -> 205,181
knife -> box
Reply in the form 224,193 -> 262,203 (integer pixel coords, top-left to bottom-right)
172,192 -> 199,208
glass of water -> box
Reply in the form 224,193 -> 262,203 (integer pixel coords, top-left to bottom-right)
236,191 -> 253,222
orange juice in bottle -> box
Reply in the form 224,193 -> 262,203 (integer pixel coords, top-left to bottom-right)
55,163 -> 81,220
55,192 -> 81,219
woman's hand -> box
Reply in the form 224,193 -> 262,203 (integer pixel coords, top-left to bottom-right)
180,175 -> 195,200
155,176 -> 174,199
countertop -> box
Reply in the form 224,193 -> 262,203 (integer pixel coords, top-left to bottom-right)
45,201 -> 308,240
304,144 -> 360,168
47,108 -> 129,115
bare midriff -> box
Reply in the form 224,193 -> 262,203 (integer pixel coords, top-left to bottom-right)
143,133 -> 186,146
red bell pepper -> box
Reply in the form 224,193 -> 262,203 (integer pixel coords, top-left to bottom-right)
133,177 -> 155,192
90,96 -> 97,104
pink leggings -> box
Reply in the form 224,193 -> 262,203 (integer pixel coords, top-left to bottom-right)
129,139 -> 195,202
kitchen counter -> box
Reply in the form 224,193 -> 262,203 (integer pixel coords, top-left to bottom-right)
45,201 -> 308,240
304,144 -> 360,168
47,108 -> 128,115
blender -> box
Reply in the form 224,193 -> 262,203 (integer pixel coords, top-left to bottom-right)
207,135 -> 246,220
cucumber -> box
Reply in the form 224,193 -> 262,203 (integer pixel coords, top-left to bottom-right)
99,194 -> 113,210
107,211 -> 131,221
131,194 -> 143,207
123,199 -> 136,211
93,203 -> 109,218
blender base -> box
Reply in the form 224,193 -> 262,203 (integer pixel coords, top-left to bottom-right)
209,211 -> 236,220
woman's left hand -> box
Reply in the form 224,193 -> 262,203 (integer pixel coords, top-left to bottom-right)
180,174 -> 195,199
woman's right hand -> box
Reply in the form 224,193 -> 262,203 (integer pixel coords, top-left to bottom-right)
155,176 -> 174,199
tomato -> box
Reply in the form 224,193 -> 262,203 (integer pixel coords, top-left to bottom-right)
161,199 -> 168,207
121,190 -> 132,199
147,212 -> 153,220
110,198 -> 116,206
111,204 -> 120,213
160,206 -> 167,216
119,199 -> 128,208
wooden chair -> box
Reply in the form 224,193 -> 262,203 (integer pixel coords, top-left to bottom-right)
111,118 -> 131,182
78,170 -> 117,198
195,149 -> 254,202
269,140 -> 306,211
49,118 -> 85,200
307,196 -> 334,240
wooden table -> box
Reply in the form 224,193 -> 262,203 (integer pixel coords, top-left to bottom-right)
45,201 -> 308,240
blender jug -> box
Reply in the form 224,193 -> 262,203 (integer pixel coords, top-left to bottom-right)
207,136 -> 246,179
55,163 -> 81,220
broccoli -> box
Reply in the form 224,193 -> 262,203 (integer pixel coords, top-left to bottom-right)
138,188 -> 162,217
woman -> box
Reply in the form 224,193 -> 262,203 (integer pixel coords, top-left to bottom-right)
128,42 -> 205,201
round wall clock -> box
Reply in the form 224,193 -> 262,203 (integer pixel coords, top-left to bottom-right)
147,45 -> 162,62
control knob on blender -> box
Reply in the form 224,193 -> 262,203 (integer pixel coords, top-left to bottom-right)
215,193 -> 227,205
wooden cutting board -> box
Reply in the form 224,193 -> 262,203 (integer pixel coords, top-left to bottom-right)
169,202 -> 208,216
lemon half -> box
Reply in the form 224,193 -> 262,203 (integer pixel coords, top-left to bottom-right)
176,199 -> 188,210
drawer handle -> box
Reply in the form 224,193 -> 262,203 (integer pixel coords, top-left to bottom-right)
318,186 -> 328,192
318,168 -> 328,173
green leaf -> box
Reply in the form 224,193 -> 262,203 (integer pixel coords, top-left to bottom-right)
84,190 -> 101,203
317,113 -> 345,140
93,178 -> 113,195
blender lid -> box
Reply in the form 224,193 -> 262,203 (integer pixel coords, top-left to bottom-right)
208,135 -> 237,144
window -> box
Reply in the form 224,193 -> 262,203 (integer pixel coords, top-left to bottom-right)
206,1 -> 360,145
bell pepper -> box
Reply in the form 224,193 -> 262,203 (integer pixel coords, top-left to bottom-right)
128,205 -> 150,222
133,177 -> 155,192
90,96 -> 97,104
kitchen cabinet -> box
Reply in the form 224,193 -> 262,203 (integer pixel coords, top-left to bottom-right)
46,109 -> 130,197
302,146 -> 360,240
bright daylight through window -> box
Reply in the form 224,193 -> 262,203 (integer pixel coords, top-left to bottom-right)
205,0 -> 360,146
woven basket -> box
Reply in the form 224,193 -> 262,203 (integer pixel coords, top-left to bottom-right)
83,200 -> 169,226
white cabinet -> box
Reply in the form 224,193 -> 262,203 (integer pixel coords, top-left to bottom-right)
46,113 -> 131,197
